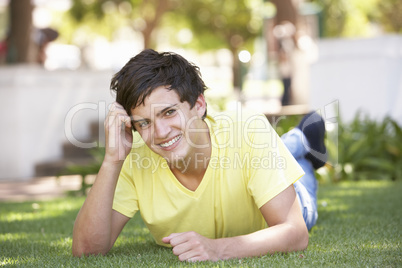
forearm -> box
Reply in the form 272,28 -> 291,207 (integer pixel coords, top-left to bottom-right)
72,161 -> 123,256
216,222 -> 308,260
164,186 -> 308,262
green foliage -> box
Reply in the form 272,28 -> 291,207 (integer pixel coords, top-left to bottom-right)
173,0 -> 261,52
65,0 -> 262,53
1,181 -> 401,266
319,113 -> 402,182
69,0 -> 118,22
312,0 -> 402,37
63,1 -> 131,42
269,114 -> 303,136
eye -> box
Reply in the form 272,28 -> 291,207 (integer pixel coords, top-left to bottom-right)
137,120 -> 150,129
165,109 -> 176,116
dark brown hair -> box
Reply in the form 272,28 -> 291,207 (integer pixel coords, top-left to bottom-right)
110,49 -> 208,118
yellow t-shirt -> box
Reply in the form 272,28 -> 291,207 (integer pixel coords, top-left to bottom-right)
112,111 -> 304,246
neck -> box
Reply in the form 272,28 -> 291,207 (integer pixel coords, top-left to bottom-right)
169,145 -> 211,176
169,120 -> 212,190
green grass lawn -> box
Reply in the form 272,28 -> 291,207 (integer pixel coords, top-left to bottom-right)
1,180 -> 401,267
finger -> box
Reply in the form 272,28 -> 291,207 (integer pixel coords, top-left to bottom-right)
187,256 -> 208,262
167,232 -> 192,247
124,116 -> 132,129
162,237 -> 171,244
117,114 -> 130,126
162,233 -> 183,244
120,117 -> 131,130
105,113 -> 127,129
109,101 -> 124,110
187,258 -> 197,263
108,102 -> 127,117
169,240 -> 195,261
177,246 -> 202,262
105,113 -> 131,144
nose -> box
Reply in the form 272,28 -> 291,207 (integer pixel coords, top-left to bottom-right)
153,119 -> 170,139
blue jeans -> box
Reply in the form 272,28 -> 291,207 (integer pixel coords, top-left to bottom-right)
282,128 -> 318,230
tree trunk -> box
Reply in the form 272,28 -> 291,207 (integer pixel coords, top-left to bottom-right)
140,0 -> 172,49
230,48 -> 241,92
270,0 -> 297,26
7,0 -> 34,63
270,0 -> 300,105
142,27 -> 153,49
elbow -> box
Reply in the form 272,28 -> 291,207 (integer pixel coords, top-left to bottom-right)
72,246 -> 109,258
285,222 -> 309,252
296,224 -> 309,251
72,226 -> 113,257
72,241 -> 91,257
72,239 -> 110,257
299,228 -> 309,251
72,244 -> 87,258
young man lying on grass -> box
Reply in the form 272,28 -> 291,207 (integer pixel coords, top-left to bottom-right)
72,49 -> 327,262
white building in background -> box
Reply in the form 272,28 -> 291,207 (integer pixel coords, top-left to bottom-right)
310,35 -> 402,125
0,67 -> 115,180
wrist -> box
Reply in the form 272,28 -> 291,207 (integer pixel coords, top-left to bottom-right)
100,158 -> 125,172
102,155 -> 126,166
214,237 -> 233,260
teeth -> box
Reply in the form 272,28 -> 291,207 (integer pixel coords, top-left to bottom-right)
160,135 -> 181,148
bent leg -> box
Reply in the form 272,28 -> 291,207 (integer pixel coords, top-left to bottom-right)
293,179 -> 318,230
282,128 -> 318,230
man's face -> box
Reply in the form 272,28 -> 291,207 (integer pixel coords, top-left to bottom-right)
130,86 -> 208,164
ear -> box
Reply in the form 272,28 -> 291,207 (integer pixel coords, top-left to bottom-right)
194,94 -> 207,118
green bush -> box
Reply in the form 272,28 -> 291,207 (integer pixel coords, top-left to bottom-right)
319,112 -> 402,182
269,114 -> 304,137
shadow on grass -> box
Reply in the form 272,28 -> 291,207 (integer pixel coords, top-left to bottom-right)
0,198 -> 83,235
1,181 -> 401,267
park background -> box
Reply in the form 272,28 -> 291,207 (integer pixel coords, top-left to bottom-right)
0,0 -> 401,182
0,0 -> 401,266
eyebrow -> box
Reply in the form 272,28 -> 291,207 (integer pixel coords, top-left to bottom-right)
132,104 -> 178,124
132,118 -> 148,125
156,104 -> 178,117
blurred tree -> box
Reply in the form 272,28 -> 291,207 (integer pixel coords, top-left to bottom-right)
311,0 -> 347,37
377,0 -> 402,33
174,0 -> 262,90
5,0 -> 34,63
138,0 -> 176,48
311,0 -> 402,37
67,0 -> 262,90
68,0 -> 177,49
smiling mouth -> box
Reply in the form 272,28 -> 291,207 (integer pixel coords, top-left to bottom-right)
159,134 -> 182,148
